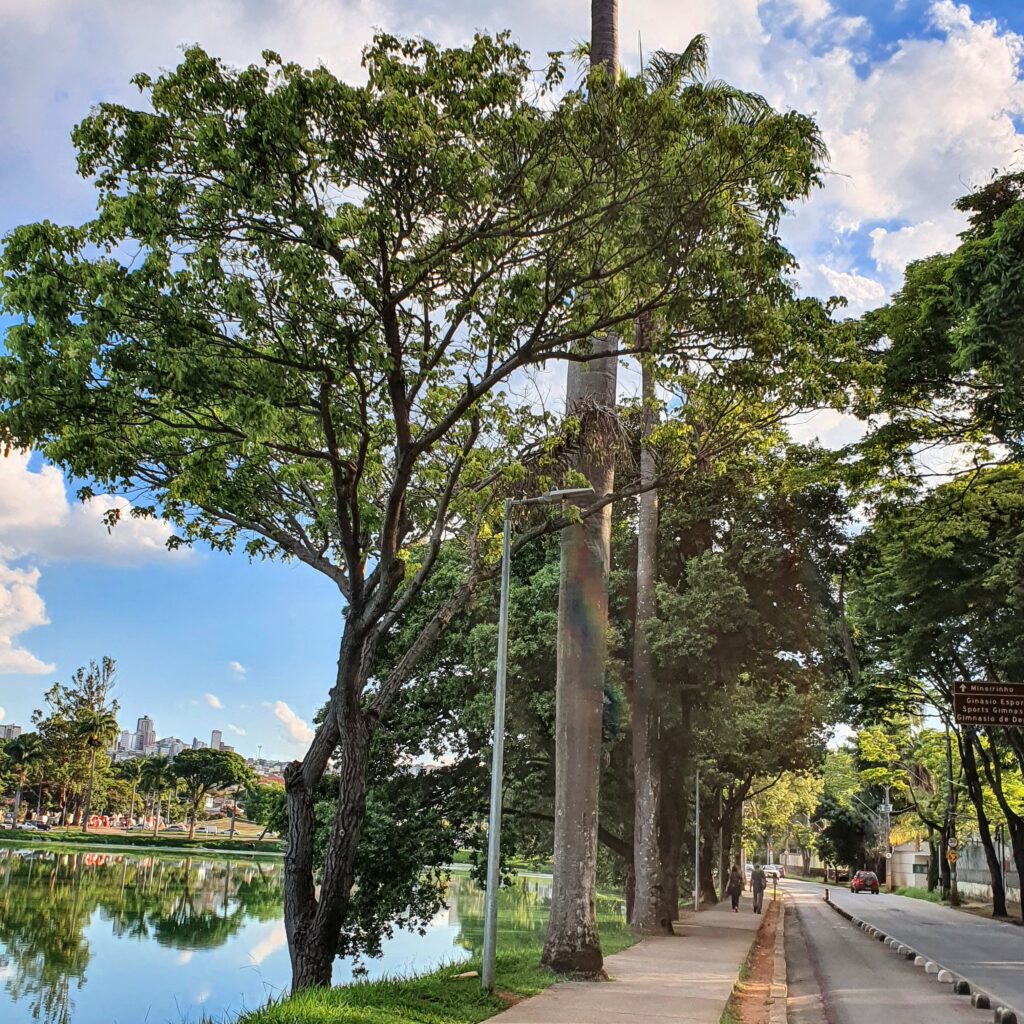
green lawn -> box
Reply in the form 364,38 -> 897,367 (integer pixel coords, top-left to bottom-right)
235,920 -> 636,1024
0,828 -> 282,855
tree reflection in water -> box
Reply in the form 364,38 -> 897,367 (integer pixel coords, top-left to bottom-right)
0,854 -> 624,1024
0,848 -> 284,1024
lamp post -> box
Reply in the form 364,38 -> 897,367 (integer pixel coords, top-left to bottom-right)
481,486 -> 595,993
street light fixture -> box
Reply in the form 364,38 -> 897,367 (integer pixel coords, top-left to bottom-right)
481,486 -> 595,993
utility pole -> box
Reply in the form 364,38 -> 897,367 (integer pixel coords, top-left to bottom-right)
944,721 -> 960,906
883,784 -> 893,890
693,768 -> 700,912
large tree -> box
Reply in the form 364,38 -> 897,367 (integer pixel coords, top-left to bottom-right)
0,32 -> 825,989
76,707 -> 120,833
172,747 -> 253,840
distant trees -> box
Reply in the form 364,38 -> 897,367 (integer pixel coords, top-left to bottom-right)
172,748 -> 253,840
76,707 -> 120,833
6,733 -> 43,825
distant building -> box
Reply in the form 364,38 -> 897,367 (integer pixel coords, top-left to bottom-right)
221,744 -> 234,753
192,737 -> 206,750
211,729 -> 222,751
157,736 -> 186,759
135,716 -> 156,751
0,724 -> 23,741
118,729 -> 135,750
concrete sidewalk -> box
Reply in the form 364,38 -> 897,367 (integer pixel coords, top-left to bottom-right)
497,896 -> 765,1023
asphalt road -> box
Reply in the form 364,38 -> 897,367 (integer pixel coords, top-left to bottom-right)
784,878 -> 1024,1022
785,882 -> 981,1024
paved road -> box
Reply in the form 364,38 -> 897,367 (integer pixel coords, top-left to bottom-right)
785,882 -> 981,1024
785,878 -> 1024,1018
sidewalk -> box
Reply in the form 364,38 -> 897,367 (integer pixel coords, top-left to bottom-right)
496,897 -> 764,1023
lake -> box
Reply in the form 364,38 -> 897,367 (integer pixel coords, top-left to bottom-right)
0,846 -> 627,1024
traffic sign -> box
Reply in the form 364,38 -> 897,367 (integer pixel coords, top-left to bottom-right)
947,837 -> 958,849
947,850 -> 959,864
952,681 -> 1024,727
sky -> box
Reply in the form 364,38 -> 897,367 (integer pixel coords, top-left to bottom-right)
1,0 -> 1023,759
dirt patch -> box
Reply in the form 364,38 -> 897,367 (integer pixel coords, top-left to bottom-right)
728,899 -> 781,1024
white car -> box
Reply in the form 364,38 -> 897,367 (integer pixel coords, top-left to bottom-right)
196,825 -> 218,835
16,822 -> 39,831
763,864 -> 785,879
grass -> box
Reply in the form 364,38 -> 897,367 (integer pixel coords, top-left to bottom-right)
234,925 -> 637,1024
894,886 -> 946,904
0,828 -> 282,855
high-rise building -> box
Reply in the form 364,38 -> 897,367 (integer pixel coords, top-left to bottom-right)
192,737 -> 206,750
0,724 -> 22,740
211,729 -> 222,751
135,716 -> 156,751
118,730 -> 135,750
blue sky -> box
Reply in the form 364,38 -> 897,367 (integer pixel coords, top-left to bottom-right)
2,0 -> 1024,758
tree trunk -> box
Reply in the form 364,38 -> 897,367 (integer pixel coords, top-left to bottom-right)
153,793 -> 161,837
285,692 -> 369,992
81,748 -> 97,834
591,0 -> 618,75
543,0 -> 619,977
12,783 -> 23,826
975,730 -> 1024,921
128,780 -> 138,829
699,829 -> 717,904
960,729 -> 1007,917
189,807 -> 197,842
631,319 -> 668,933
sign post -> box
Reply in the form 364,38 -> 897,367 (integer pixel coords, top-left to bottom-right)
952,681 -> 1024,727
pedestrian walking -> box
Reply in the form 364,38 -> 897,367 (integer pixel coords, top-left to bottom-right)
751,862 -> 766,914
726,863 -> 744,912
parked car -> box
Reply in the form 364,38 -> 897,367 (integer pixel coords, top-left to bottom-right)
128,823 -> 151,831
763,864 -> 785,879
16,822 -> 39,831
850,870 -> 879,894
196,825 -> 218,835
162,824 -> 186,833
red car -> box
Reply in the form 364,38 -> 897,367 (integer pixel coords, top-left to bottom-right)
850,870 -> 880,894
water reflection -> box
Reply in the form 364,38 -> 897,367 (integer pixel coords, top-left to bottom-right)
0,848 -> 626,1024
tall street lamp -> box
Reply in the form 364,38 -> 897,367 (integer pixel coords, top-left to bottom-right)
481,486 -> 595,993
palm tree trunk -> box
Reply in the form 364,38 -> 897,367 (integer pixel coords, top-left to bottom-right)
153,792 -> 161,837
631,319 -> 669,933
12,782 -> 23,826
591,0 -> 618,74
82,748 -> 97,834
543,5 -> 619,976
128,780 -> 138,830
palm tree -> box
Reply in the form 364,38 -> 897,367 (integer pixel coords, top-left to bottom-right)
6,733 -> 43,826
141,756 -> 175,836
544,0 -> 619,978
75,708 -> 120,833
118,757 -> 145,829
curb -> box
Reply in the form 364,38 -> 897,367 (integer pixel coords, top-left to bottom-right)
822,894 -> 1023,1024
769,895 -> 788,1024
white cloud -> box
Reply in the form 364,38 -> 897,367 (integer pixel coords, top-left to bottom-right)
817,265 -> 887,316
271,700 -> 315,746
0,560 -> 54,675
0,450 -> 186,566
226,723 -> 246,735
227,660 -> 247,677
204,692 -> 223,709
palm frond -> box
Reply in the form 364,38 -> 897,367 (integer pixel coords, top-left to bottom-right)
644,34 -> 709,93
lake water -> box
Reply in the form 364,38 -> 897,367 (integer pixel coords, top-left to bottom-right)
0,846 -> 626,1024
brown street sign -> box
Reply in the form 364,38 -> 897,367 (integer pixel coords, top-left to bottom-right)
952,681 -> 1024,727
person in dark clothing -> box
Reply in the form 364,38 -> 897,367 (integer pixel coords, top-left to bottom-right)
750,863 -> 766,913
726,864 -> 744,912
